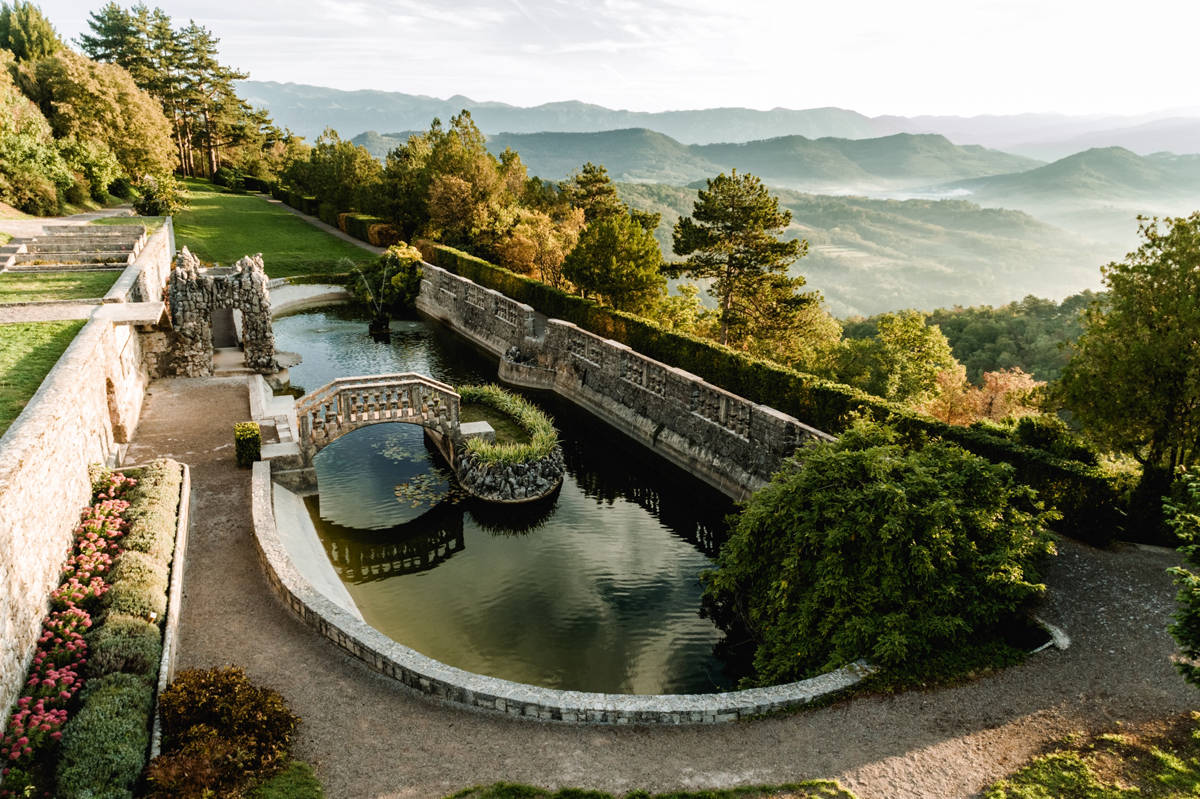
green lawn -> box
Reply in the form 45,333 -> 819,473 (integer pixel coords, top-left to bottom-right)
92,215 -> 163,233
0,271 -> 120,303
174,179 -> 374,278
0,321 -> 85,435
460,402 -> 531,445
985,714 -> 1200,798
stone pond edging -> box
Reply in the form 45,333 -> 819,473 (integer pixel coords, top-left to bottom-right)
250,461 -> 874,724
455,446 -> 565,503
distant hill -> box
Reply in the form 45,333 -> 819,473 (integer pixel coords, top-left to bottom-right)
617,183 -> 1107,318
350,128 -> 1040,192
936,147 -> 1200,247
245,81 -> 885,144
241,80 -> 1200,155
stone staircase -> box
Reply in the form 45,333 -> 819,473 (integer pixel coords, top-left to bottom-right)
3,225 -> 147,272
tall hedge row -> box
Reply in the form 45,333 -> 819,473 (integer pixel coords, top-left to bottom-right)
417,240 -> 1130,545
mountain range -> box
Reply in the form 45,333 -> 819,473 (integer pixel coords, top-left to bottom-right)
350,128 -> 1039,192
240,80 -> 1200,158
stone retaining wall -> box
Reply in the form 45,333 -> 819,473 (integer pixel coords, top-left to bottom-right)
251,462 -> 871,723
0,317 -> 150,717
104,219 -> 175,304
416,263 -> 833,500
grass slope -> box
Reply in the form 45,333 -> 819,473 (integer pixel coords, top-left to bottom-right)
174,179 -> 374,278
0,320 -> 85,435
0,271 -> 120,303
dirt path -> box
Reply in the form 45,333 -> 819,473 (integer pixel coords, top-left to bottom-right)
124,376 -> 1195,799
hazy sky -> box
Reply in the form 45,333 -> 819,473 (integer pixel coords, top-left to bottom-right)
48,0 -> 1200,116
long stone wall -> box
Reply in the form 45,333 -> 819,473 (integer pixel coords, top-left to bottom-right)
104,218 -> 176,304
415,263 -> 832,499
0,317 -> 151,717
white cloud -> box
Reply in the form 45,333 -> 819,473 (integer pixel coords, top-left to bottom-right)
45,0 -> 1200,115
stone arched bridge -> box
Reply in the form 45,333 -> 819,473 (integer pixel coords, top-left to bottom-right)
295,373 -> 460,466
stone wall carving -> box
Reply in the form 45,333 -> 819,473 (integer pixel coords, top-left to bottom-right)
166,247 -> 275,376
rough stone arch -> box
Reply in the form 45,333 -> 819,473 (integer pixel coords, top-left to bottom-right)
167,247 -> 275,375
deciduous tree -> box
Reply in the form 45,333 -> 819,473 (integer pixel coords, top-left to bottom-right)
1058,213 -> 1200,525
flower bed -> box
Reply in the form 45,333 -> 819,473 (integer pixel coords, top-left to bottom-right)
0,460 -> 182,799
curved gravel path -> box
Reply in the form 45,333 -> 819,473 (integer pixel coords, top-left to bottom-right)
125,377 -> 1194,799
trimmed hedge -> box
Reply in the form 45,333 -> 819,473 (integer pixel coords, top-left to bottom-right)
236,421 -> 262,467
55,673 -> 153,799
122,460 -> 182,562
86,612 -> 162,683
419,240 -> 1129,544
105,551 -> 169,621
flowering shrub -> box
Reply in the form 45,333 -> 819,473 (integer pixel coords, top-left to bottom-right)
0,473 -> 137,798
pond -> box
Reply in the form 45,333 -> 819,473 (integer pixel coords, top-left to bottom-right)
273,306 -> 744,694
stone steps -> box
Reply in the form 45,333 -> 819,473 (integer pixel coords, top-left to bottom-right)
13,251 -> 136,266
5,264 -> 128,273
42,225 -> 144,236
25,240 -> 142,253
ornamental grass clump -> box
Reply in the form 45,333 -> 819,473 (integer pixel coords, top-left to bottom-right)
703,419 -> 1058,688
456,384 -> 558,465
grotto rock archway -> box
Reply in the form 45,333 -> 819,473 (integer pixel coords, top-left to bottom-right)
167,247 -> 276,376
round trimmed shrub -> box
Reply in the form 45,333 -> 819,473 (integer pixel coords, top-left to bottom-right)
105,551 -> 168,620
86,612 -> 162,682
55,673 -> 153,799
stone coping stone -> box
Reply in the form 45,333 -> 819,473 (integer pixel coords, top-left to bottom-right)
250,461 -> 874,724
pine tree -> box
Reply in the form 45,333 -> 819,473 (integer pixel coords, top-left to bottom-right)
671,170 -> 809,348
0,1 -> 61,62
561,162 -> 624,224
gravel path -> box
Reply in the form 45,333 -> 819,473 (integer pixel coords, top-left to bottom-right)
125,376 -> 1195,799
0,207 -> 132,238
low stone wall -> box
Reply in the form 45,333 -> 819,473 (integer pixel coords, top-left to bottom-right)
0,317 -> 150,718
105,218 -> 175,304
416,263 -> 833,500
251,462 -> 871,723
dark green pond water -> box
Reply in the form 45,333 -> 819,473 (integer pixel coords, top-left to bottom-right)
273,306 -> 741,693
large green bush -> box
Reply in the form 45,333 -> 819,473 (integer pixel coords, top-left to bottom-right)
703,420 -> 1057,686
350,244 -> 423,318
133,173 -> 186,216
55,673 -> 153,799
419,240 -> 1128,544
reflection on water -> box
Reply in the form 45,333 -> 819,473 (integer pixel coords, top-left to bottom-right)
275,306 -> 741,693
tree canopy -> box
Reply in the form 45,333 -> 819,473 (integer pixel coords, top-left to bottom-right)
1058,213 -> 1200,520
672,170 -> 807,346
0,1 -> 60,62
562,211 -> 665,313
702,420 -> 1056,686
